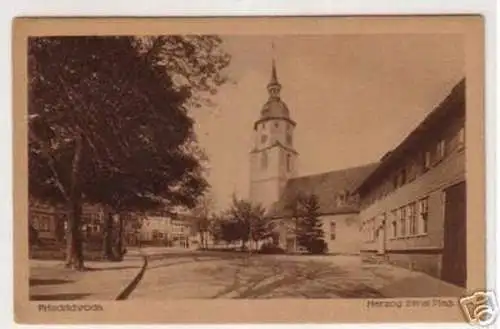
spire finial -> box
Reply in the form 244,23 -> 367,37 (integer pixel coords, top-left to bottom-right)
269,41 -> 279,86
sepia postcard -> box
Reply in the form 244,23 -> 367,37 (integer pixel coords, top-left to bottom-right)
13,16 -> 490,324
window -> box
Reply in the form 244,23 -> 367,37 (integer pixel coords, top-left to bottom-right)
286,133 -> 292,145
400,169 -> 407,186
336,191 -> 347,207
407,161 -> 418,182
261,152 -> 268,169
286,154 -> 292,172
437,139 -> 446,160
391,210 -> 398,238
330,221 -> 336,240
418,197 -> 429,234
274,122 -> 279,128
371,219 -> 376,241
391,220 -> 397,239
399,207 -> 406,237
37,215 -> 51,232
408,202 -> 417,236
458,127 -> 465,150
152,230 -> 159,240
393,175 -> 399,189
261,134 -> 268,144
423,151 -> 432,171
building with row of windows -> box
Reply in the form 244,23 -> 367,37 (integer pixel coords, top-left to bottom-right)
28,199 -> 108,243
136,211 -> 195,247
355,79 -> 466,287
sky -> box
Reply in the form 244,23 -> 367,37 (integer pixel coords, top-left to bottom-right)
190,34 -> 464,211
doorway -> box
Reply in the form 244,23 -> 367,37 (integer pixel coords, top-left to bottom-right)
441,181 -> 467,287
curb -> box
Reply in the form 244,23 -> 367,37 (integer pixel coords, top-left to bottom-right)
115,251 -> 148,301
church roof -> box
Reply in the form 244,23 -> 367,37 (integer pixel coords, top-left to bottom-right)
254,58 -> 295,129
261,99 -> 290,119
267,162 -> 379,218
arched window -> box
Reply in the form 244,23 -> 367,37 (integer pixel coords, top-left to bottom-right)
261,152 -> 268,169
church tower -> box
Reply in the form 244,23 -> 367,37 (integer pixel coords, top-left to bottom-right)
250,59 -> 298,209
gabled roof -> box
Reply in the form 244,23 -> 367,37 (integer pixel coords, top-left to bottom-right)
355,78 -> 466,194
267,162 -> 379,218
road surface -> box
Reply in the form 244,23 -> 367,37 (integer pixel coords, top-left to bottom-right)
129,247 -> 426,299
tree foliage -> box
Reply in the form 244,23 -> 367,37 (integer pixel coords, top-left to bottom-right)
135,35 -> 232,108
287,194 -> 327,254
28,35 -> 231,268
208,196 -> 271,250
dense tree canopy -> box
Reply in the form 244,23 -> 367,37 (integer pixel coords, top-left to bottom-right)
28,35 -> 231,268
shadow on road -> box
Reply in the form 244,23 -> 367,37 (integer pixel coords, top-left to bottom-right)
29,278 -> 73,286
206,258 -> 386,299
30,293 -> 91,301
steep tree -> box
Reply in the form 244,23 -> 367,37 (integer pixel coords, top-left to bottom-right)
283,192 -> 307,250
28,36 -> 229,269
227,196 -> 270,251
249,206 -> 269,250
296,194 -> 327,254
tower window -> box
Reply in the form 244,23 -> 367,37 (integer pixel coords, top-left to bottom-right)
286,154 -> 292,172
261,134 -> 268,144
261,152 -> 268,169
286,133 -> 292,145
274,122 -> 279,128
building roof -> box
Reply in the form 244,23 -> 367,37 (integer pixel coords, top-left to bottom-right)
355,78 -> 466,194
267,162 -> 379,218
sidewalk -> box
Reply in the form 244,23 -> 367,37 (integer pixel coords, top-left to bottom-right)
29,249 -> 145,301
378,269 -> 466,298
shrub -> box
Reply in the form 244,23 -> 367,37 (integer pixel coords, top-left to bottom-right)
307,239 -> 328,254
258,242 -> 285,254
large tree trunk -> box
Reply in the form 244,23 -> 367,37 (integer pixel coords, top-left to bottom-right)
65,134 -> 84,270
113,213 -> 124,261
102,212 -> 115,260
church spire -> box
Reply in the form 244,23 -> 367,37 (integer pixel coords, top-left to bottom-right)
267,43 -> 281,99
269,58 -> 279,86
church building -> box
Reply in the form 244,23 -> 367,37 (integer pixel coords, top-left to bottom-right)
249,60 -> 377,254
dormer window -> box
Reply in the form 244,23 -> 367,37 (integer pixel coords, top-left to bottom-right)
336,191 -> 348,206
436,139 -> 446,161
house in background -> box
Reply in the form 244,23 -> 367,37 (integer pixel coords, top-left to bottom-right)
138,211 -> 193,247
29,199 -> 109,245
355,79 -> 466,287
28,199 -> 67,242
